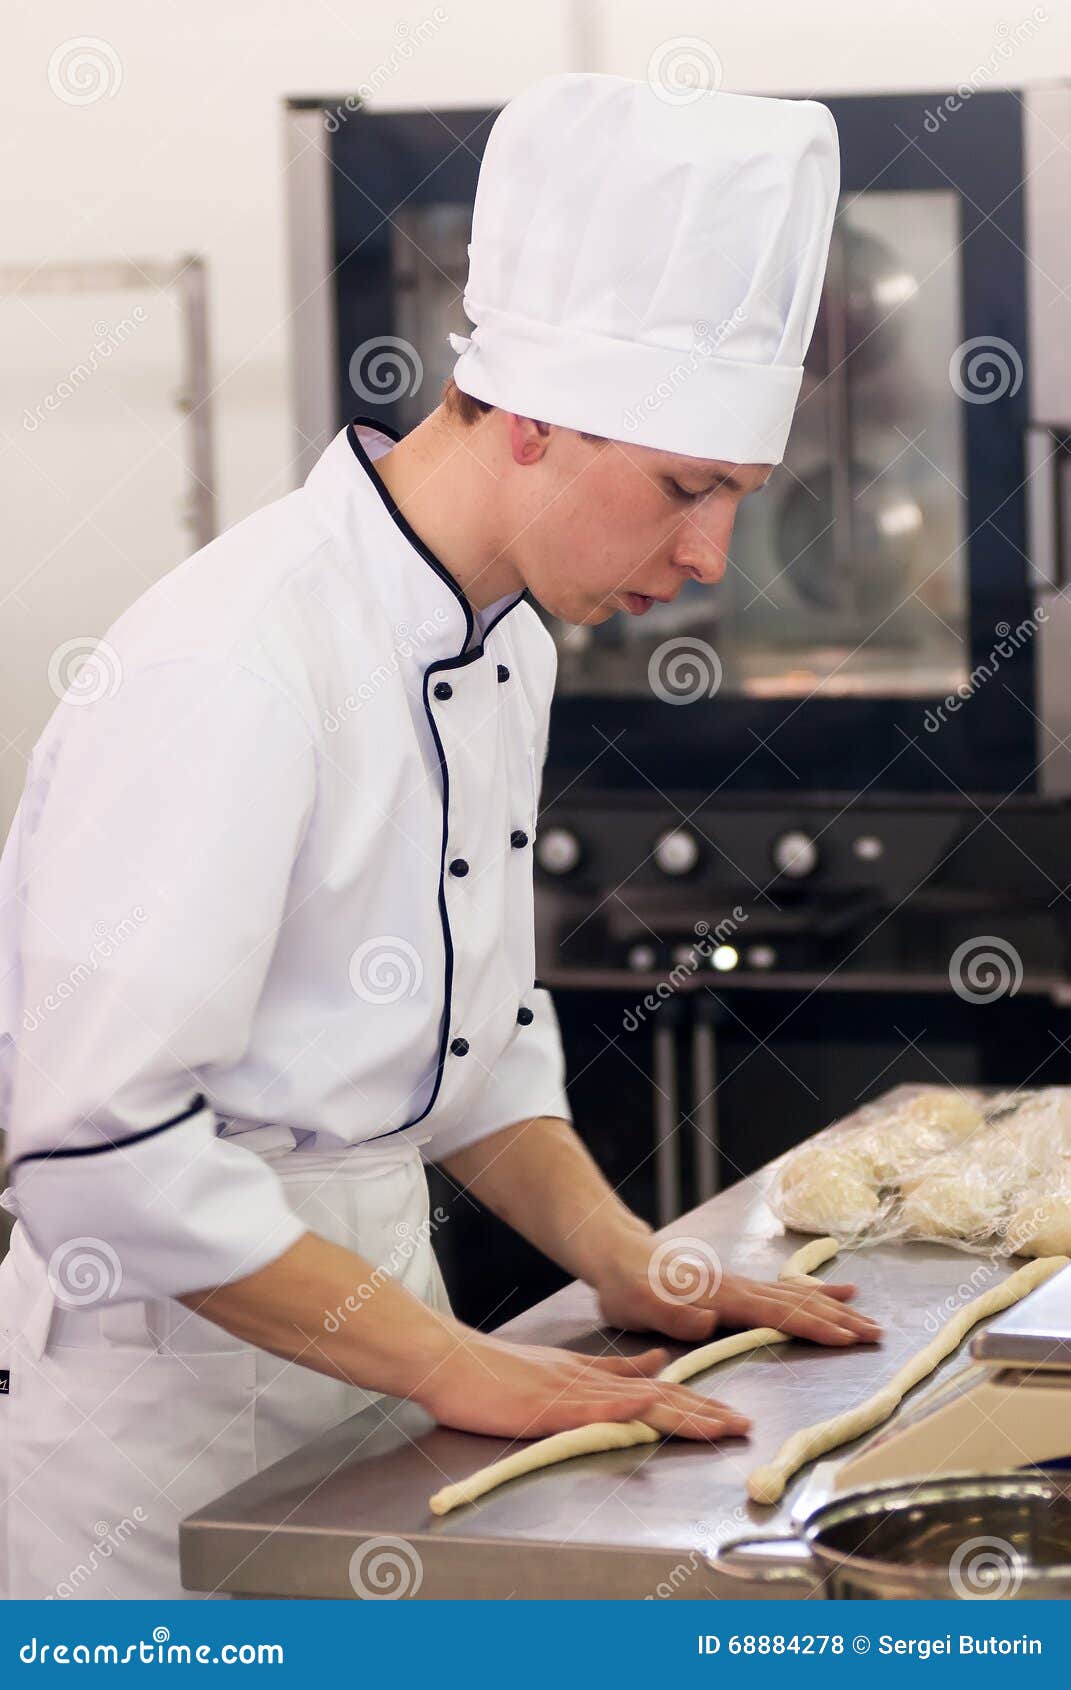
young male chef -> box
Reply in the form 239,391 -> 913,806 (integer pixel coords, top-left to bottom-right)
0,72 -> 879,1598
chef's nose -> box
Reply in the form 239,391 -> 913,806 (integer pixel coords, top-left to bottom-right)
672,505 -> 735,587
672,545 -> 728,588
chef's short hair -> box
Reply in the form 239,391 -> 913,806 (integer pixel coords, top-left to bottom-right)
441,377 -> 605,443
442,376 -> 494,426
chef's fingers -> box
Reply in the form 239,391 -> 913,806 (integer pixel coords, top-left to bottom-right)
580,1377 -> 751,1434
636,1379 -> 752,1431
773,1285 -> 882,1333
580,1388 -> 750,1440
639,1391 -> 751,1440
804,1280 -> 859,1302
516,1392 -> 748,1442
774,1301 -> 881,1345
658,1380 -> 751,1425
640,1301 -> 721,1343
584,1348 -> 669,1377
742,1289 -> 881,1344
779,1274 -> 856,1297
504,1387 -> 659,1439
791,1294 -> 882,1338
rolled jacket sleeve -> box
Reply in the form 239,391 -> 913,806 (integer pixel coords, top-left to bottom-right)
5,656 -> 316,1302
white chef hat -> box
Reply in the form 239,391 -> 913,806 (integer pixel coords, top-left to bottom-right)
448,72 -> 840,465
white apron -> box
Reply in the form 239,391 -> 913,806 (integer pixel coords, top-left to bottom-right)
0,1132 -> 449,1601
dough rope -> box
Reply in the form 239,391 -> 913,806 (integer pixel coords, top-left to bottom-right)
427,1236 -> 839,1517
747,1252 -> 1070,1505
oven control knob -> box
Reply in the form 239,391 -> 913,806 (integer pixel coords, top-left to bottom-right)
535,827 -> 581,876
771,829 -> 818,879
627,943 -> 658,972
654,828 -> 699,877
747,944 -> 777,970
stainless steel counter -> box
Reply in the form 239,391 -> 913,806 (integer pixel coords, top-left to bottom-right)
180,1099 -> 1020,1600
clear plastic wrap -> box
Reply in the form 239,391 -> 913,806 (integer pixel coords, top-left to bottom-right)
768,1084 -> 1071,1258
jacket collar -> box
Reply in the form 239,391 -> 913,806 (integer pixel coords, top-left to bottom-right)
304,415 -> 526,657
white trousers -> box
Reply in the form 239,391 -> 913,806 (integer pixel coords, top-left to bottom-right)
0,1134 -> 449,1600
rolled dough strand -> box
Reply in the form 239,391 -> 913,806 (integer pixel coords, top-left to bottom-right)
780,1235 -> 842,1279
428,1418 -> 660,1516
747,1252 -> 1069,1506
428,1237 -> 841,1516
658,1236 -> 842,1385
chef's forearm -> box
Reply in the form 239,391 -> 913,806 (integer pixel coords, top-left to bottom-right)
438,1115 -> 653,1284
177,1231 -> 463,1403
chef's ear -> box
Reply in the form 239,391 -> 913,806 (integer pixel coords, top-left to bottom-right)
503,412 -> 553,466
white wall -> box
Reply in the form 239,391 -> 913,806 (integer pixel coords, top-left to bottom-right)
3,0 -> 1070,822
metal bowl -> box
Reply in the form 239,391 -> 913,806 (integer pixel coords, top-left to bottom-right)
715,1471 -> 1071,1600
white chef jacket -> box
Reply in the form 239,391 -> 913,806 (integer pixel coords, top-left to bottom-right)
0,418 -> 571,1303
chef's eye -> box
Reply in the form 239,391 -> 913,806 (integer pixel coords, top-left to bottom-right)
669,480 -> 702,501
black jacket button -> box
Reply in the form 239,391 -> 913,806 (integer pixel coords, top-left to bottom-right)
433,681 -> 453,701
516,1006 -> 534,1026
510,829 -> 529,849
497,664 -> 510,683
449,1036 -> 469,1056
448,857 -> 469,877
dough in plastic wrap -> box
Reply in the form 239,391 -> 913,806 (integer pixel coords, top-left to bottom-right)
1006,1188 -> 1071,1257
989,1090 -> 1071,1187
854,1089 -> 985,1182
898,1167 -> 1009,1243
770,1086 -> 1071,1255
775,1144 -> 882,1237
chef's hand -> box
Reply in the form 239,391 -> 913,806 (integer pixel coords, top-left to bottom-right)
418,1331 -> 751,1442
593,1252 -> 883,1348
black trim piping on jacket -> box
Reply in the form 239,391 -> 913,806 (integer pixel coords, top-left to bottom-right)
9,1094 -> 208,1173
347,415 -> 528,1136
12,423 -> 531,1170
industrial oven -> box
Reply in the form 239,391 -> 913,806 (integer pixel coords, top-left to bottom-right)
285,85 -> 1071,1325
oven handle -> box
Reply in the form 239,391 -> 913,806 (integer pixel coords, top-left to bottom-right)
1027,422 -> 1071,594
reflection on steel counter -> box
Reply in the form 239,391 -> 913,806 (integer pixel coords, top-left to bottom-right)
179,1087 -> 1040,1601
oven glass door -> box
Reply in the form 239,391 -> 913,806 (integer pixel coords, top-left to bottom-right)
330,91 -> 1035,796
549,189 -> 969,706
